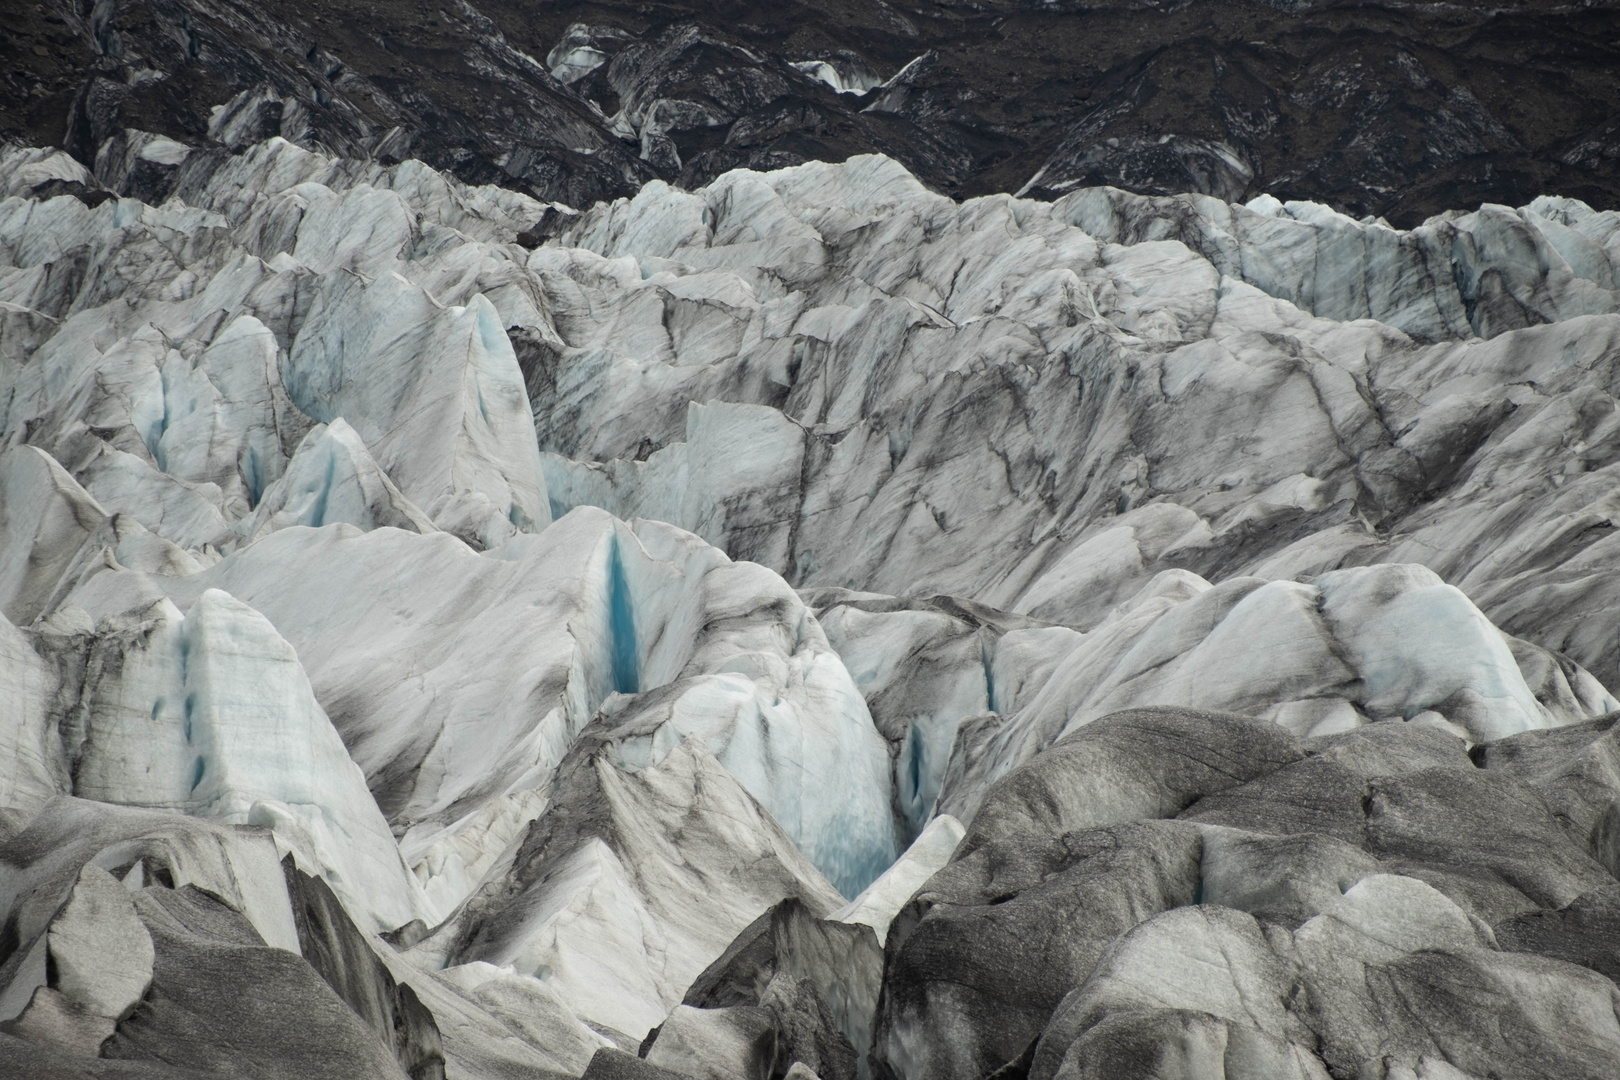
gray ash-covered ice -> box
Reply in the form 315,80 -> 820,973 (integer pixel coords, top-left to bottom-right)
2,136 -> 1620,1079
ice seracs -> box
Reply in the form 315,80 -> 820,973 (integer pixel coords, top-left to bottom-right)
3,138 -> 1620,1079
65,507 -> 897,903
64,587 -> 433,931
245,418 -> 438,538
283,275 -> 550,548
43,863 -> 155,1021
424,736 -> 848,1040
0,447 -> 129,626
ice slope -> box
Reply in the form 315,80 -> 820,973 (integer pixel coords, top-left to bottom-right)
0,145 -> 548,555
831,813 -> 965,945
574,516 -> 897,897
1065,187 -> 1620,341
0,798 -> 609,1078
811,570 -> 1614,844
867,708 -> 1620,1080
0,446 -> 119,626
808,590 -> 1077,843
933,562 -> 1617,824
3,138 -> 1620,1079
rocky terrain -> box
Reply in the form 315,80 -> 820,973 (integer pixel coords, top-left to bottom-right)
3,132 -> 1620,1079
2,0 -> 1619,224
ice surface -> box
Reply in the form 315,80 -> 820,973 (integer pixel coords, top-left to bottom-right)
594,517 -> 898,896
434,960 -> 612,1073
790,60 -> 883,96
930,561 -> 1599,823
1317,564 -> 1549,741
0,447 -> 110,625
83,508 -> 898,902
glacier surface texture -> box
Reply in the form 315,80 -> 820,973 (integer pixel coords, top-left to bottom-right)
2,138 -> 1620,1080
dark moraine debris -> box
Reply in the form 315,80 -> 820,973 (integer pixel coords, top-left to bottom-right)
1,0 -> 1616,221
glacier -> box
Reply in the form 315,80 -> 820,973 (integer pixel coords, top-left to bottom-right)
2,136 -> 1620,1079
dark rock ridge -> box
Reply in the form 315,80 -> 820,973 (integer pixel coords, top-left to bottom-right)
2,0 -> 1619,223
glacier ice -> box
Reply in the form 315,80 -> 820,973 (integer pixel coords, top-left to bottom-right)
831,813 -> 964,945
44,863 -> 155,1021
64,587 -> 432,931
245,418 -> 437,538
426,737 -> 848,1040
0,447 -> 111,625
283,273 -> 549,547
63,506 -> 897,902
4,137 -> 1620,1078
